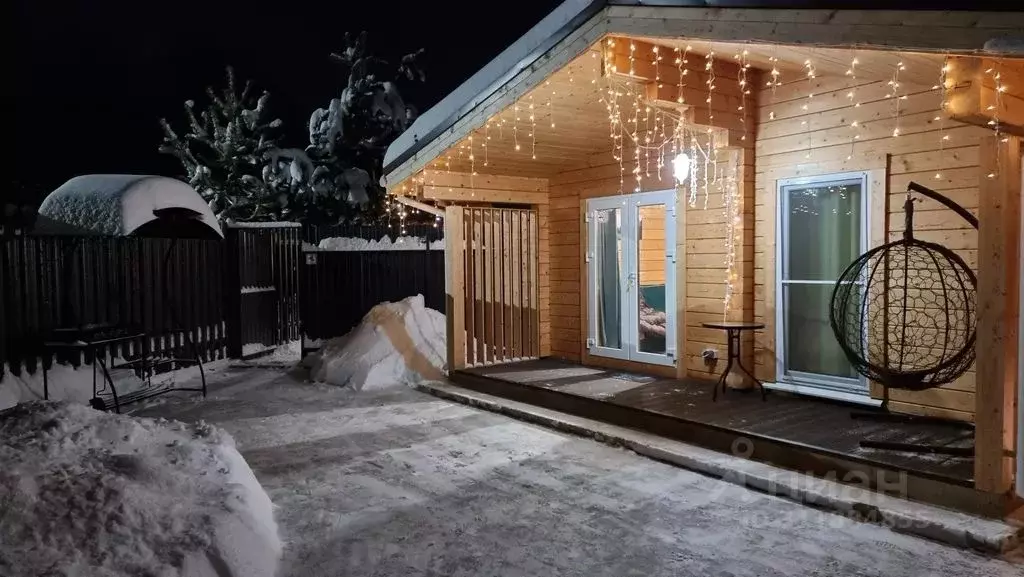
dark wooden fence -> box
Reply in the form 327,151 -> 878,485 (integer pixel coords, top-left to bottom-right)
224,224 -> 301,358
1,222 -> 443,380
0,236 -> 226,379
300,224 -> 445,342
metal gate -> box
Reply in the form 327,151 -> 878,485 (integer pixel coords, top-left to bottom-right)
224,223 -> 301,358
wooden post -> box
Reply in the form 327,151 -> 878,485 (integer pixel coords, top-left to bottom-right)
223,226 -> 242,359
975,136 -> 1022,494
445,206 -> 466,371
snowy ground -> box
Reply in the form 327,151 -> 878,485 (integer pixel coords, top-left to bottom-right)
134,367 -> 1020,577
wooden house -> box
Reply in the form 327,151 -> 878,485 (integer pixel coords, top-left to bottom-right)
381,2 -> 1024,515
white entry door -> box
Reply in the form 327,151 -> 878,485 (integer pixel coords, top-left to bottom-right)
586,190 -> 677,367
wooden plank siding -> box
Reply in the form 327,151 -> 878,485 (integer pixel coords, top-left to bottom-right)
753,71 -> 992,422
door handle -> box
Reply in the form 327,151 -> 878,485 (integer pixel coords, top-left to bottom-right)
627,273 -> 636,290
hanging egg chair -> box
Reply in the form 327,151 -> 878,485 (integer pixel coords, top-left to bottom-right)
829,182 -> 978,455
830,182 -> 977,391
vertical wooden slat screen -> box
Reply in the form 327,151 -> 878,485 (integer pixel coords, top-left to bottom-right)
510,211 -> 521,359
473,210 -> 485,364
490,210 -> 501,361
445,206 -> 466,370
528,211 -> 539,358
446,206 -> 540,369
463,213 -> 475,366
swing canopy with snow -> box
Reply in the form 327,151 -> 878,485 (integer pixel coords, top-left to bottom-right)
34,175 -> 223,240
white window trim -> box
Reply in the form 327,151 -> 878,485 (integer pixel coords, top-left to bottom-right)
772,171 -> 871,400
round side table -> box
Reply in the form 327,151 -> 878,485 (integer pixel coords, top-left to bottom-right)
701,321 -> 766,401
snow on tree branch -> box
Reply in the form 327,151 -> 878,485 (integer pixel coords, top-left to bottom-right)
159,67 -> 290,222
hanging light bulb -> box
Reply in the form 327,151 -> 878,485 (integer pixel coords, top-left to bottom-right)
672,152 -> 691,184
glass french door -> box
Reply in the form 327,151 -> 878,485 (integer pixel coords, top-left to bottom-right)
775,172 -> 869,399
586,190 -> 677,367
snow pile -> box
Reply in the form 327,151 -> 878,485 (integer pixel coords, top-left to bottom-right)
0,360 -> 227,412
239,340 -> 302,365
308,294 -> 445,389
0,402 -> 280,577
0,363 -> 96,411
317,235 -> 444,251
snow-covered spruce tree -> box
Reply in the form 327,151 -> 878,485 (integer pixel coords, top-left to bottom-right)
159,67 -> 288,222
299,32 -> 426,223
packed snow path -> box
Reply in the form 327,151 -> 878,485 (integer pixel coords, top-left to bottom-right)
135,367 -> 1019,577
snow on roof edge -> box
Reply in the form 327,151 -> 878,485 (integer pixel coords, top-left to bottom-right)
381,0 -> 606,182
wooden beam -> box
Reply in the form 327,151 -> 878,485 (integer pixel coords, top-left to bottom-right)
445,206 -> 466,371
393,195 -> 444,218
422,186 -> 548,205
428,172 -> 548,192
606,7 -> 1024,55
975,136 -> 1022,494
946,56 -> 1024,137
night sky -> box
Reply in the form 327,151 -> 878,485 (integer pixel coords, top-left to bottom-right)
13,0 -> 559,201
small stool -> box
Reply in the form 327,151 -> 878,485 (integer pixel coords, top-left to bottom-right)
701,321 -> 766,401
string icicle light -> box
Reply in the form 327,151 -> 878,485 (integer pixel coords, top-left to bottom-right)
934,57 -> 950,180
529,94 -> 537,160
722,150 -> 742,317
802,58 -> 815,159
705,51 -> 716,126
633,94 -> 642,193
986,62 -> 1008,178
736,50 -> 750,141
644,104 -> 652,178
767,50 -> 781,121
513,104 -> 521,151
689,130 -> 699,207
548,81 -> 556,129
888,57 -> 907,138
653,45 -> 662,87
629,40 -> 636,76
594,40 -> 719,202
483,120 -> 490,167
675,45 -> 691,104
468,136 -> 476,197
846,55 -> 860,160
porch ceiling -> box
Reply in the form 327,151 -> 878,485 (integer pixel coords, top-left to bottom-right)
408,35 -> 1007,191
423,47 -> 610,181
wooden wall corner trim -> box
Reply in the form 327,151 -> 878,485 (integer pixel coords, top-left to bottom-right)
975,136 -> 1022,494
445,206 -> 466,370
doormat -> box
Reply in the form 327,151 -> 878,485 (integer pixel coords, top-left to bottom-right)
609,372 -> 658,384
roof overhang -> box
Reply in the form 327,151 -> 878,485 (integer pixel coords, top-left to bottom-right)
382,0 -> 607,182
382,1 -> 1024,190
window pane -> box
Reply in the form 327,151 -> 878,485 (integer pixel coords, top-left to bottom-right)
786,182 -> 861,281
595,208 -> 621,349
637,204 -> 667,354
785,283 -> 858,379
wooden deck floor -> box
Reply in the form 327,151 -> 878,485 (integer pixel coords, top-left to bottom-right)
459,359 -> 974,485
